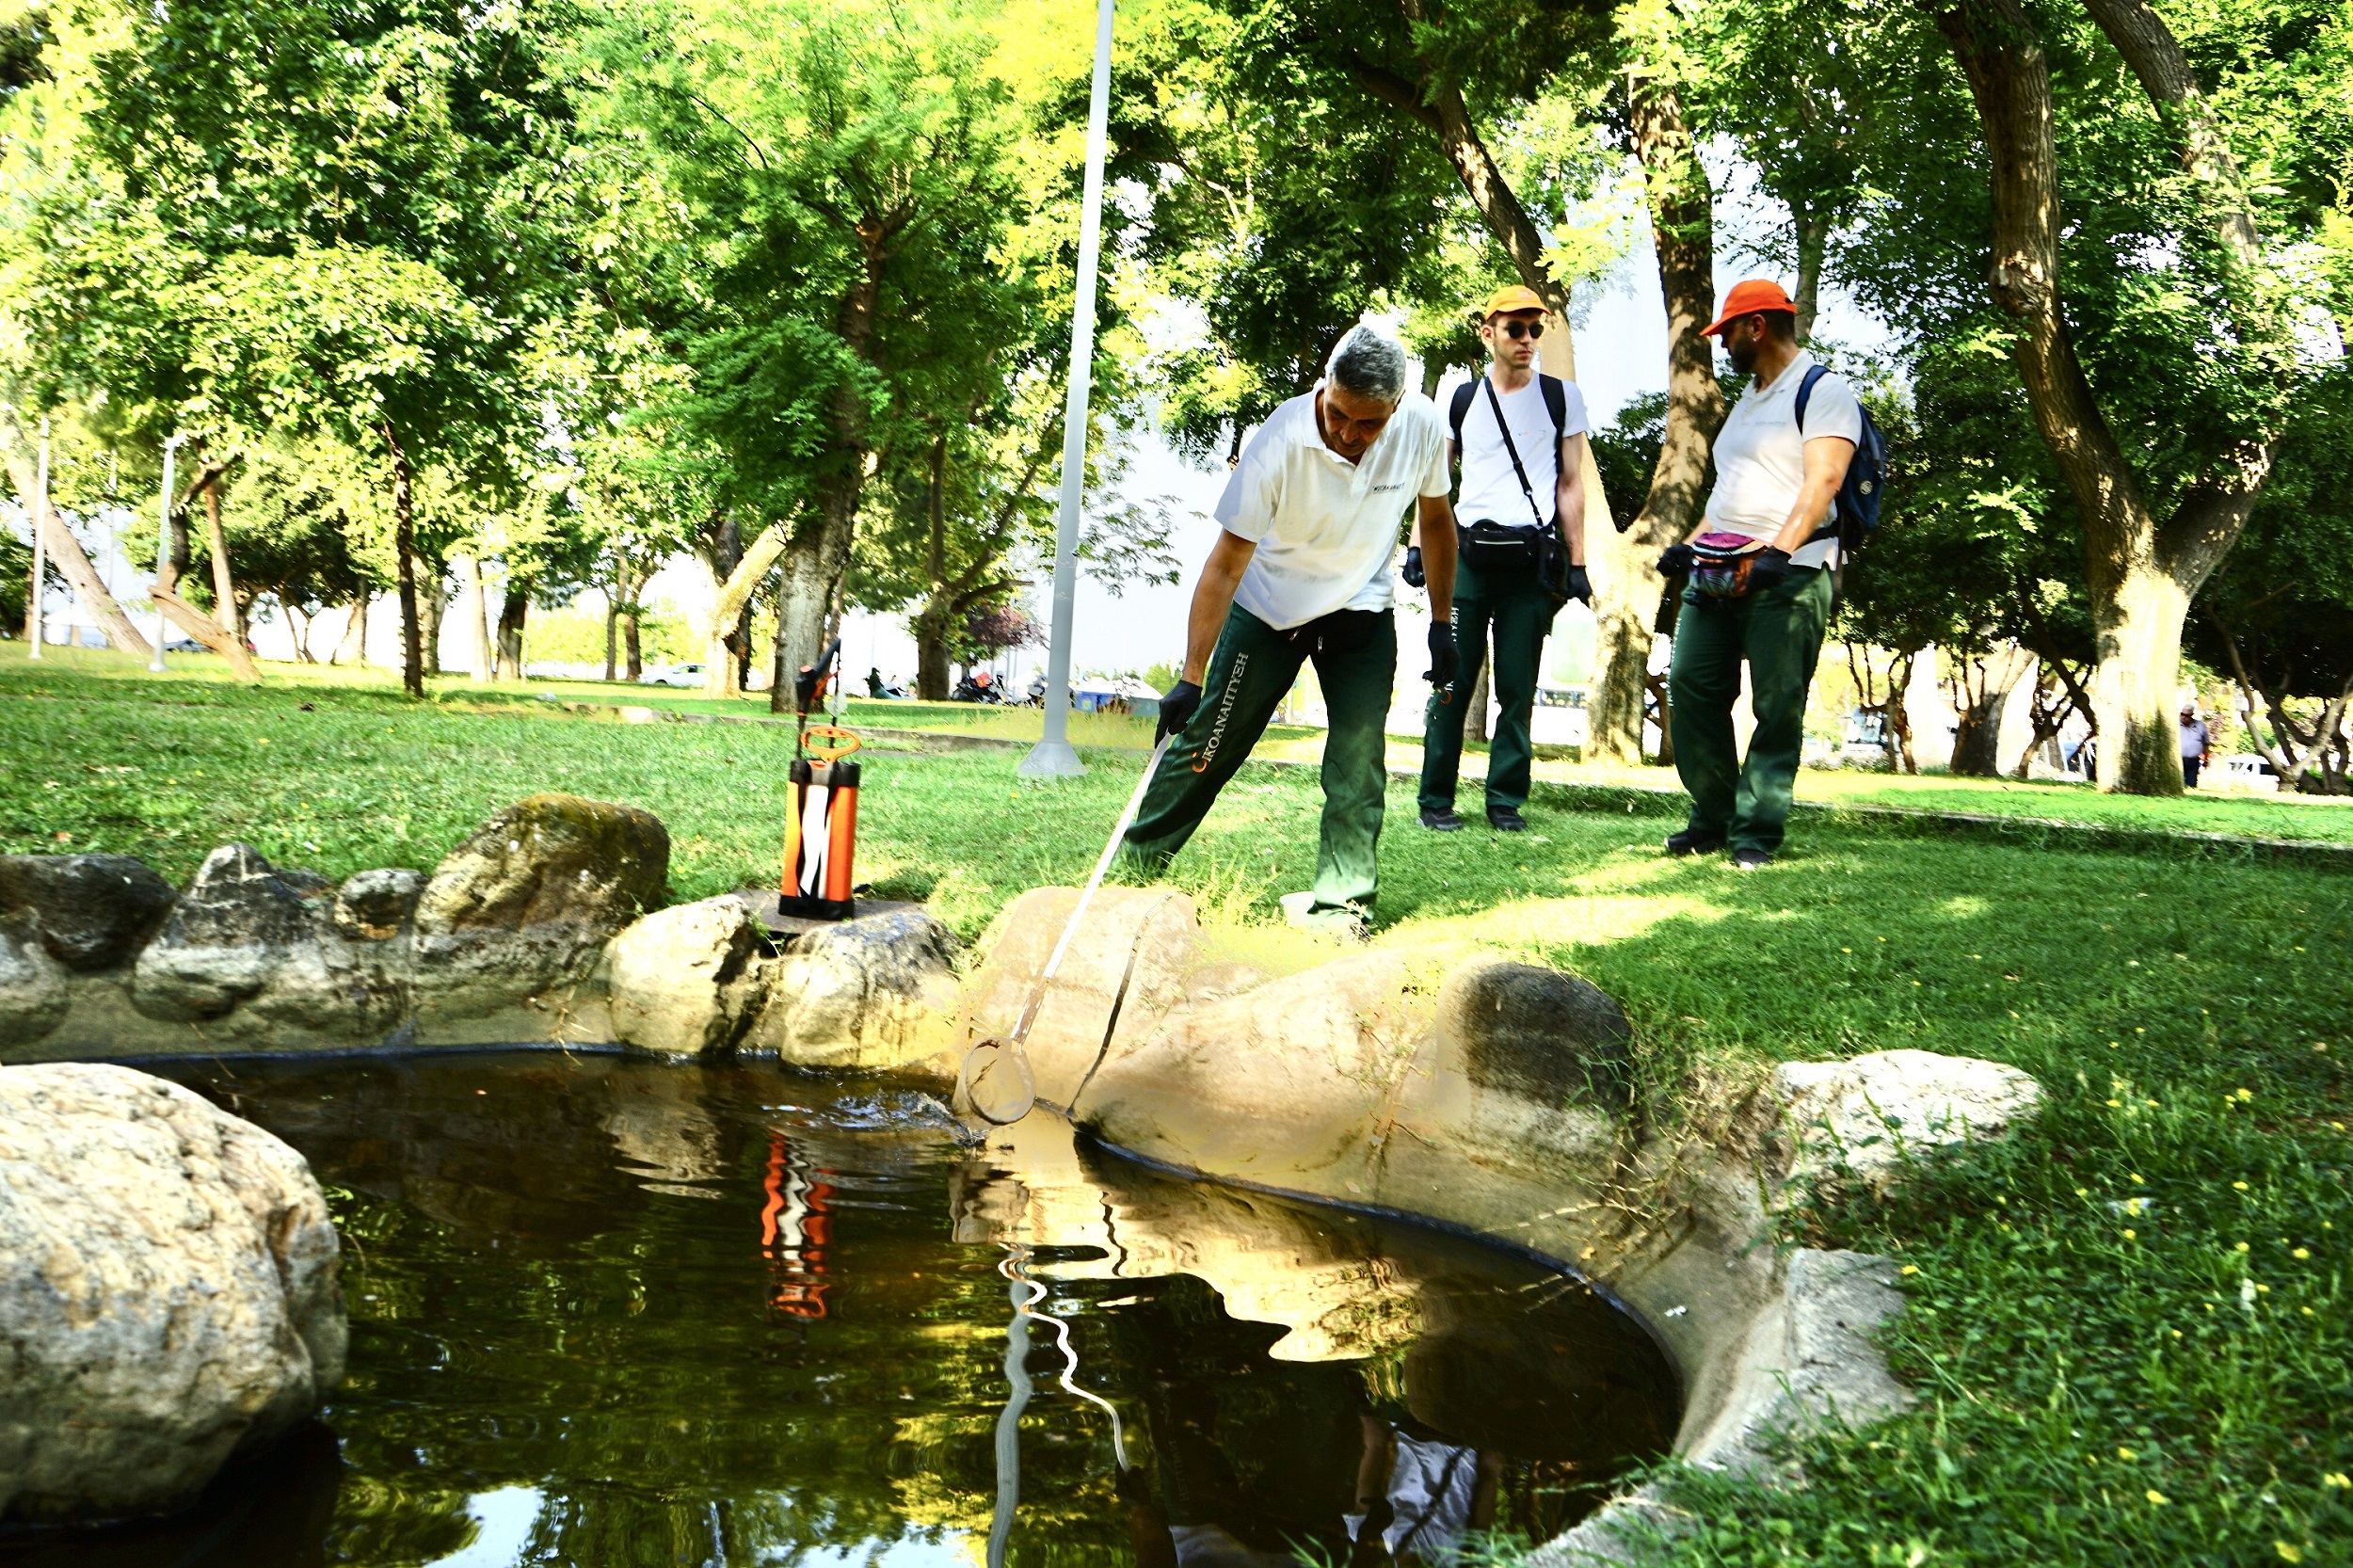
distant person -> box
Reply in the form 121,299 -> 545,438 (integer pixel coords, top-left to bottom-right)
866,666 -> 887,697
1658,279 -> 1860,869
2180,704 -> 2212,789
1412,283 -> 1592,835
1125,325 -> 1458,936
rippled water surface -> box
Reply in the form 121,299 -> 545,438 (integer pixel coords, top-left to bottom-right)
8,1053 -> 1677,1566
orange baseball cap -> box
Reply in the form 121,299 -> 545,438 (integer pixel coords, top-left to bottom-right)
1703,279 -> 1799,336
1480,283 -> 1546,319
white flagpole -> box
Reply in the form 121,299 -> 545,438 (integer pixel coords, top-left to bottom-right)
149,434 -> 182,671
26,417 -> 46,659
1017,0 -> 1115,779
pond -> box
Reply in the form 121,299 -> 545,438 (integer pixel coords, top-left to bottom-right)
5,1052 -> 1678,1567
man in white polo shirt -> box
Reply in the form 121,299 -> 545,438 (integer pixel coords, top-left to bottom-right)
1659,278 -> 1861,868
1123,326 -> 1459,933
1414,282 -> 1593,835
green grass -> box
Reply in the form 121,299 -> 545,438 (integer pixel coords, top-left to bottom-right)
4,647 -> 2350,1564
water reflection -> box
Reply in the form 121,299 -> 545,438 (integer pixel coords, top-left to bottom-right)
0,1054 -> 1673,1567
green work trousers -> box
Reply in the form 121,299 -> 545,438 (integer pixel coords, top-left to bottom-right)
1668,566 -> 1834,854
1123,602 -> 1397,916
1418,552 -> 1558,814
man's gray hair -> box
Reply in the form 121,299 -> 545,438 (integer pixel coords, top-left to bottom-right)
1327,326 -> 1408,404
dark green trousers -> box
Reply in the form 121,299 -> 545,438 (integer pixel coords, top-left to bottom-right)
1123,602 -> 1396,914
1668,567 -> 1834,854
1418,552 -> 1557,814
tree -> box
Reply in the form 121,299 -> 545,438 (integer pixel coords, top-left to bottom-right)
580,0 -> 1055,695
2188,366 -> 2353,792
1924,0 -> 2327,792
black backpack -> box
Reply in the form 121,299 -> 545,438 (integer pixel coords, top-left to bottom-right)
1795,364 -> 1888,552
1449,374 -> 1568,503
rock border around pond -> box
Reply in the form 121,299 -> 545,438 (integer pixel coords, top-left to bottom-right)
0,799 -> 2043,1559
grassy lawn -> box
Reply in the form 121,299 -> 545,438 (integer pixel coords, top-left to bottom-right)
2,645 -> 2349,1562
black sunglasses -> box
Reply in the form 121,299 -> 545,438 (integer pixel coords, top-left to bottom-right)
1497,319 -> 1545,341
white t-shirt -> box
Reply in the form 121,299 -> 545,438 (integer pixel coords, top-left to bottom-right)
1453,374 -> 1589,530
1702,350 -> 1864,569
2180,719 -> 2210,759
1216,385 -> 1450,631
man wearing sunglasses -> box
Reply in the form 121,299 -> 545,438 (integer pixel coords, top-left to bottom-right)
1410,284 -> 1591,834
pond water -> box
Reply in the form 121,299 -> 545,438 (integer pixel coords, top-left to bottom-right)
6,1053 -> 1678,1567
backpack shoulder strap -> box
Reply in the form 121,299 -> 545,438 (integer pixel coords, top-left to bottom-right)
1449,379 -> 1477,446
1794,363 -> 1829,431
1539,374 -> 1566,438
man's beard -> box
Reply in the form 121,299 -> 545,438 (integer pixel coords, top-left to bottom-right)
1726,334 -> 1759,376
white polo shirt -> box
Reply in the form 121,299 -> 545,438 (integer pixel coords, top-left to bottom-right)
1215,385 -> 1449,631
1703,349 -> 1864,569
1454,374 -> 1589,529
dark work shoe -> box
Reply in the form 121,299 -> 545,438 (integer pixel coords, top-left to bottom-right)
1664,828 -> 1726,856
1419,808 -> 1463,832
1732,847 -> 1774,871
1487,806 -> 1528,833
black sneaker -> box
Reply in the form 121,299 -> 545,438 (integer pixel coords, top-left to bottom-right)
1664,828 -> 1726,856
1486,806 -> 1528,832
1732,846 -> 1774,870
1419,808 -> 1463,832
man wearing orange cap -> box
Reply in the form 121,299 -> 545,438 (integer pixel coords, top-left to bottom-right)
1657,279 -> 1861,868
1410,283 -> 1590,834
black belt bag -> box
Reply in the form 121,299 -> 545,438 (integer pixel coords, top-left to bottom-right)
1456,519 -> 1544,572
1458,520 -> 1573,604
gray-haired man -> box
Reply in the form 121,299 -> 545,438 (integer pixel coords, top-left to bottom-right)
1123,326 -> 1459,934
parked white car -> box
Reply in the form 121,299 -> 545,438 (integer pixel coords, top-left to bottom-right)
639,663 -> 707,689
2214,753 -> 2283,791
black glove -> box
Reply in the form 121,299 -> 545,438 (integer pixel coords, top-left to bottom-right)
1424,620 -> 1458,687
1658,542 -> 1695,577
1401,545 -> 1425,588
1114,1464 -> 1152,1505
1746,547 -> 1793,588
1564,564 -> 1592,604
1155,680 -> 1201,742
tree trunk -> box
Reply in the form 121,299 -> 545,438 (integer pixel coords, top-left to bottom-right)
704,521 -> 791,697
1884,650 -> 1919,774
332,593 -> 370,666
1589,76 -> 1724,764
3,451 -> 152,659
383,424 -> 423,699
413,553 -> 443,675
203,473 -> 240,639
1933,0 -> 2280,795
1465,655 -> 1491,745
604,597 -> 618,681
1793,205 -> 1826,343
623,604 -> 643,681
496,582 -> 528,680
151,586 -> 261,680
916,628 -> 952,701
1948,644 -> 2035,776
456,553 -> 493,680
767,573 -> 792,714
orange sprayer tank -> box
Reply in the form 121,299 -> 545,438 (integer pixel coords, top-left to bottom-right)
780,727 -> 861,920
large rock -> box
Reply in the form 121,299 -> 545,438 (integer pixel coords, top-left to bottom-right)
0,854 -> 175,971
605,897 -> 772,1058
752,907 -> 962,1068
128,845 -> 408,1040
414,793 -> 667,940
0,1063 -> 346,1523
0,915 -> 70,1048
1776,1048 -> 2042,1189
129,844 -> 319,1020
408,795 -> 668,1026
